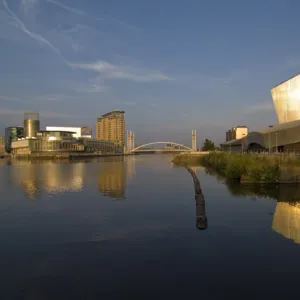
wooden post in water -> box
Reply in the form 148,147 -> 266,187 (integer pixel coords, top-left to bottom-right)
185,166 -> 208,230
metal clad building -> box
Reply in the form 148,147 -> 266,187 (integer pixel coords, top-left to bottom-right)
24,112 -> 40,139
271,74 -> 300,124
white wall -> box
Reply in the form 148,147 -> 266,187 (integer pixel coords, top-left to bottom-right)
46,126 -> 82,138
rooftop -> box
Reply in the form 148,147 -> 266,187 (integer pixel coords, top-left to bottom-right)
99,110 -> 125,118
255,119 -> 300,134
38,130 -> 76,134
220,139 -> 242,146
271,73 -> 300,90
46,126 -> 91,129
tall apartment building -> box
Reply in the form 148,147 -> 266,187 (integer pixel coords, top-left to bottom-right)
226,126 -> 248,141
96,111 -> 125,146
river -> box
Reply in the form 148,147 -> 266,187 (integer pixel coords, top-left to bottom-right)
1,155 -> 300,299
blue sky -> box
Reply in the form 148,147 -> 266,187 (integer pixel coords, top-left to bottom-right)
1,0 -> 300,146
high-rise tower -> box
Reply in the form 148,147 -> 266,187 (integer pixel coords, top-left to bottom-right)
96,111 -> 125,146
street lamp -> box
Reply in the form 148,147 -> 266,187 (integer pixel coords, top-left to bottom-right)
241,134 -> 246,153
268,125 -> 273,154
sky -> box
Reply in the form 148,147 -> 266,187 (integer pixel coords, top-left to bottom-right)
1,0 -> 300,146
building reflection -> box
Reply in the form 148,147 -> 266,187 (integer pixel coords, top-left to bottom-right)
98,158 -> 127,200
8,159 -> 84,199
272,202 -> 300,244
226,181 -> 300,244
6,156 -> 137,201
125,155 -> 136,183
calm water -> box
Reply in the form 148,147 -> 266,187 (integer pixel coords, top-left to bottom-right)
1,155 -> 300,299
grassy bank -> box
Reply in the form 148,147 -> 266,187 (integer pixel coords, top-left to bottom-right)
173,152 -> 300,184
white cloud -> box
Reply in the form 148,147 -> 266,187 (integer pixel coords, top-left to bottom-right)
20,0 -> 39,15
45,0 -> 84,15
2,0 -> 67,63
46,0 -> 139,34
0,108 -> 74,119
243,101 -> 274,114
0,95 -> 31,104
33,94 -> 71,102
71,60 -> 174,82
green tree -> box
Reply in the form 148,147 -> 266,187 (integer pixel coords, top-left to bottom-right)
201,139 -> 216,151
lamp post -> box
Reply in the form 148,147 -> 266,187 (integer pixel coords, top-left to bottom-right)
268,125 -> 273,154
241,134 -> 246,153
276,132 -> 278,154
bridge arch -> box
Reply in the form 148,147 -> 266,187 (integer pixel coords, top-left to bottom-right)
130,141 -> 192,152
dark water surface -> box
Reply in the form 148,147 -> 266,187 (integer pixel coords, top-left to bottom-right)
1,155 -> 300,299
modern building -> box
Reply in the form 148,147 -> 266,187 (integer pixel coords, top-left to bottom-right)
226,126 -> 248,142
96,111 -> 125,146
81,139 -> 123,154
5,126 -> 24,153
46,126 -> 92,139
220,119 -> 300,153
221,73 -> 300,153
0,136 -> 5,154
24,112 -> 40,139
11,130 -> 84,156
271,73 -> 300,124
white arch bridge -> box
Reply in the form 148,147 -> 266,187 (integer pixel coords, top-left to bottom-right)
130,141 -> 192,153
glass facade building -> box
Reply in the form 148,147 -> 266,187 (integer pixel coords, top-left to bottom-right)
271,74 -> 300,123
5,126 -> 25,153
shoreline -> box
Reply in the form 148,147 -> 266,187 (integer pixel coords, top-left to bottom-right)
9,152 -> 136,160
172,152 -> 300,184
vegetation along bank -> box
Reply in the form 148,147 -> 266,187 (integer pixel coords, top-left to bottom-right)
172,152 -> 300,184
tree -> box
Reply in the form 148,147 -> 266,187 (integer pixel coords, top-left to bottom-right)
201,139 -> 215,151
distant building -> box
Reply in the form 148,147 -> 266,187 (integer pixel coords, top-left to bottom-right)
5,126 -> 24,153
226,126 -> 248,141
46,126 -> 92,139
82,139 -> 123,154
0,136 -> 5,154
271,73 -> 300,124
11,130 -> 84,156
96,111 -> 125,146
24,112 -> 40,139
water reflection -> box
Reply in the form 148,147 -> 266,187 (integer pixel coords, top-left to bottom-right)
272,202 -> 300,244
185,166 -> 208,230
7,156 -> 137,200
226,180 -> 300,244
98,158 -> 126,200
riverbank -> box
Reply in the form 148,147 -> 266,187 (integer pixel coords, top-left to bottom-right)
10,152 -> 136,160
173,152 -> 300,184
